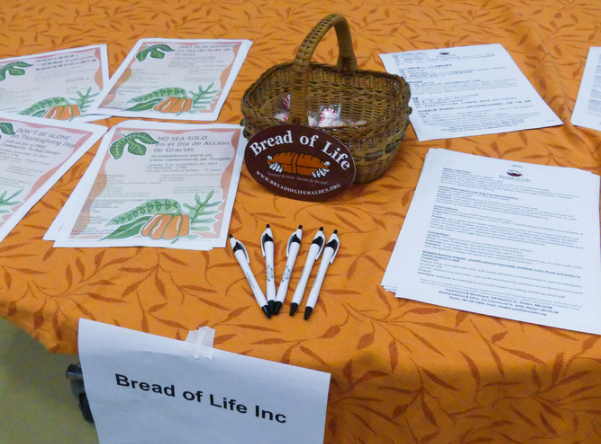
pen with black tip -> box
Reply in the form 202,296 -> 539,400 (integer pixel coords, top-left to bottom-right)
290,227 -> 325,316
304,230 -> 339,320
261,224 -> 276,314
229,234 -> 271,318
273,225 -> 303,315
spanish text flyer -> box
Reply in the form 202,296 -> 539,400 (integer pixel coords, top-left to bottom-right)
47,121 -> 245,250
90,38 -> 252,121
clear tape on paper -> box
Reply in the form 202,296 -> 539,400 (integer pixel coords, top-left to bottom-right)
185,327 -> 215,359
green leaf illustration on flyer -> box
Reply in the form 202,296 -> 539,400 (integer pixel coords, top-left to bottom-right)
0,61 -> 32,81
124,84 -> 220,114
102,192 -> 222,242
92,38 -> 251,121
109,131 -> 158,159
0,189 -> 23,215
19,87 -> 99,120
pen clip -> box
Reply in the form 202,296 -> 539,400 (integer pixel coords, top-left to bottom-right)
286,225 -> 302,257
326,232 -> 340,263
313,229 -> 326,260
260,225 -> 273,257
233,239 -> 250,263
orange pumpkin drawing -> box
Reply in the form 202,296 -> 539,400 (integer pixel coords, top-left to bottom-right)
153,97 -> 193,113
44,104 -> 81,120
141,213 -> 191,240
266,152 -> 330,176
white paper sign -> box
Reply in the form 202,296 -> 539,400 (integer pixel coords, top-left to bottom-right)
571,47 -> 601,131
382,149 -> 601,335
380,44 -> 562,141
79,319 -> 331,444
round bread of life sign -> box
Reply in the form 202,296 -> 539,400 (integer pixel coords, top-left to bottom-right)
244,125 -> 356,201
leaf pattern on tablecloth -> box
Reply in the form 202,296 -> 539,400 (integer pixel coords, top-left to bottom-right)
1,0 -> 601,443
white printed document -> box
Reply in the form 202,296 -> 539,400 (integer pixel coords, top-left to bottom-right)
46,121 -> 245,250
89,38 -> 251,121
0,112 -> 106,243
79,319 -> 331,444
382,148 -> 601,334
571,47 -> 601,131
0,45 -> 109,122
380,44 -> 562,141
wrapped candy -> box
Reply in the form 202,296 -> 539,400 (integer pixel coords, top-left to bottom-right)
273,102 -> 360,127
318,105 -> 343,127
274,111 -> 289,122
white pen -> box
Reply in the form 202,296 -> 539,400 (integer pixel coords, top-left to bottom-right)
229,234 -> 271,318
273,225 -> 303,315
290,227 -> 325,316
304,230 -> 339,320
261,224 -> 276,313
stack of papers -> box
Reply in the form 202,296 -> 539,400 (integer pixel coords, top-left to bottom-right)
45,121 -> 245,251
382,148 -> 601,334
0,38 -> 252,248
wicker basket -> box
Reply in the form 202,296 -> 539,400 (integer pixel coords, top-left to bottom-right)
241,13 -> 411,183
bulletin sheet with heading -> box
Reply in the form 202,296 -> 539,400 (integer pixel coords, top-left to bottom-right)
382,148 -> 601,335
380,44 -> 562,141
46,121 -> 245,251
571,47 -> 601,132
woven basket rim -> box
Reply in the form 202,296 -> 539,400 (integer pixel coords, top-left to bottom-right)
242,62 -> 411,127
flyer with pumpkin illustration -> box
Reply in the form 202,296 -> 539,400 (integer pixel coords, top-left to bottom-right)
47,121 -> 245,251
89,38 -> 252,121
0,112 -> 107,243
0,45 -> 109,123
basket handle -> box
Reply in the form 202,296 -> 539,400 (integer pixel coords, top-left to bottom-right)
289,14 -> 358,124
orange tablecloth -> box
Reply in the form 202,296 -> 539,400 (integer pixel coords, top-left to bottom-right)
2,0 -> 601,442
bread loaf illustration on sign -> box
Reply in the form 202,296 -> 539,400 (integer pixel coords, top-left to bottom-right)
267,152 -> 330,178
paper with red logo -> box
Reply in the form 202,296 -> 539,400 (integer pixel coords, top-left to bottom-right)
380,44 -> 562,141
383,148 -> 601,335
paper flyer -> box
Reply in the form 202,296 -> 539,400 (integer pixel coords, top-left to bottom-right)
380,44 -> 562,141
0,45 -> 109,123
571,47 -> 601,131
0,112 -> 107,243
89,38 -> 252,121
382,148 -> 601,335
47,121 -> 246,250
